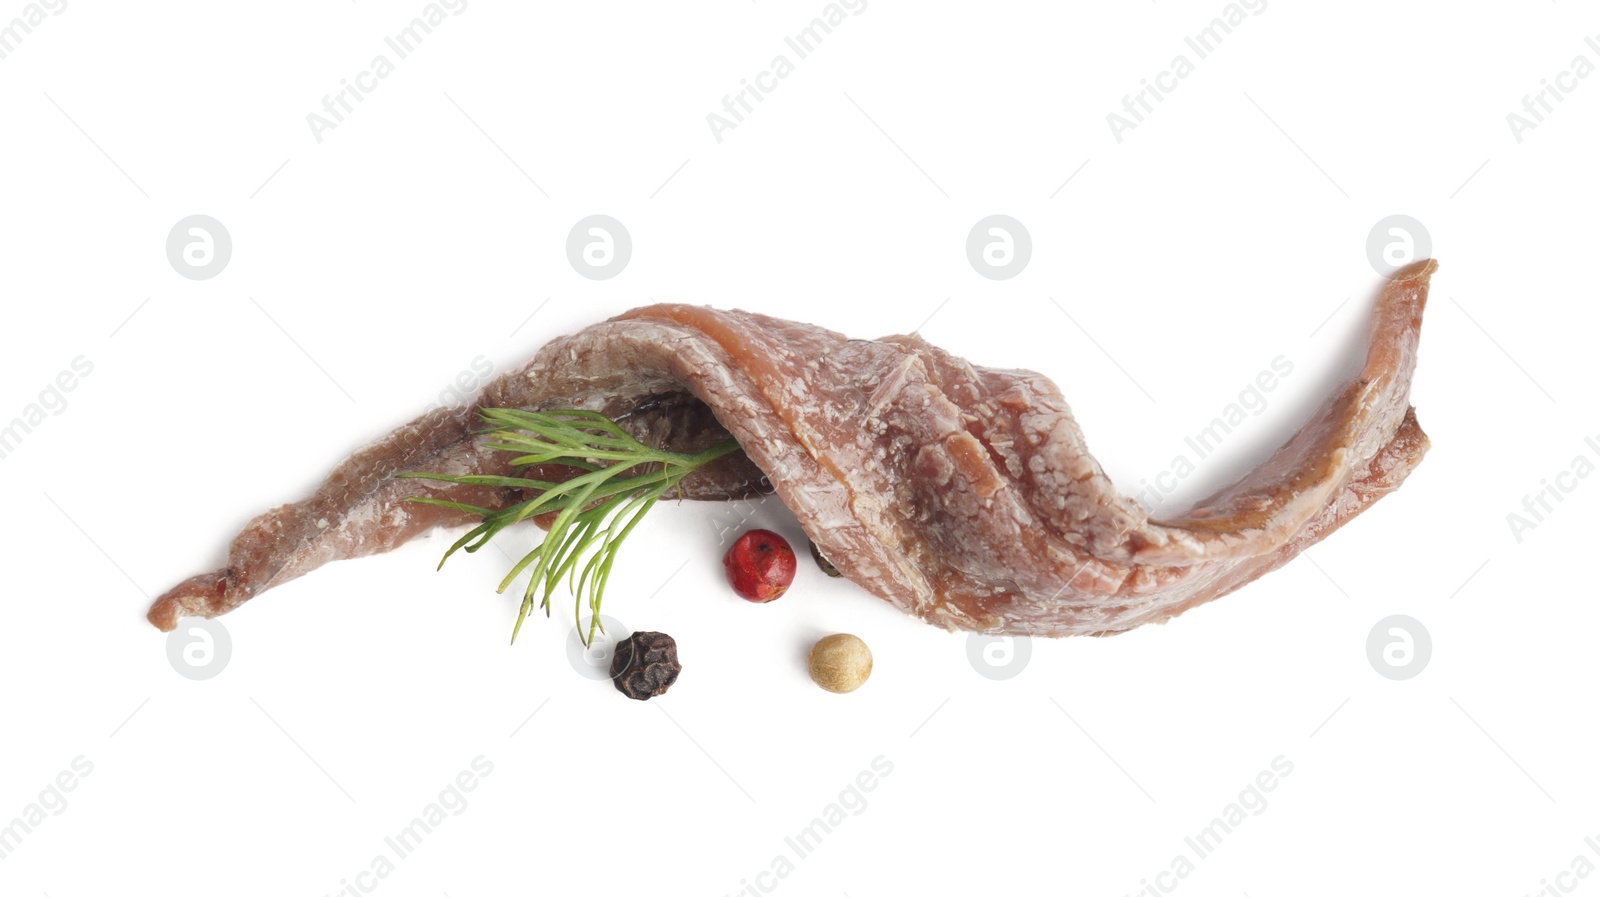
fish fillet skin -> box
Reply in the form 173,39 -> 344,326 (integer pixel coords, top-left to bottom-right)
148,260 -> 1436,636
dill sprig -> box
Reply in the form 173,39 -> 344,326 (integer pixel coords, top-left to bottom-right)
400,408 -> 739,646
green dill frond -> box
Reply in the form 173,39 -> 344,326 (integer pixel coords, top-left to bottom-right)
401,408 -> 739,646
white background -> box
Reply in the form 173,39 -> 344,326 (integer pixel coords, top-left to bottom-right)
2,2 -> 1596,895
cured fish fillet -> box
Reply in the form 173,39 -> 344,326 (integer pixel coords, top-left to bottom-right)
149,260 -> 1436,636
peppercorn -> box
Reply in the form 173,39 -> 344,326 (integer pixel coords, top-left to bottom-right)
808,539 -> 842,577
807,633 -> 872,693
723,529 -> 798,602
610,631 -> 682,700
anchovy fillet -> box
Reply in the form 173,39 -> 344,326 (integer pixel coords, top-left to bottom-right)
149,260 -> 1435,636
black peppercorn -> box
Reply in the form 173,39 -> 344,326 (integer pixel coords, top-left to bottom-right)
809,540 -> 843,577
610,631 -> 682,700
